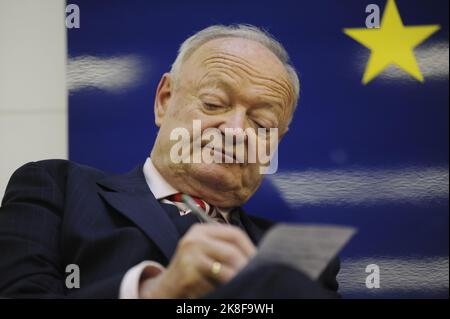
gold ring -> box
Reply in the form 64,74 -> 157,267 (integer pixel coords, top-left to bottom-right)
211,261 -> 222,276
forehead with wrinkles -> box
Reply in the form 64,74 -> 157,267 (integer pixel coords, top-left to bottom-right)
178,37 -> 294,119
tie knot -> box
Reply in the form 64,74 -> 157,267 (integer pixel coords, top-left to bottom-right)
164,193 -> 227,223
167,193 -> 207,211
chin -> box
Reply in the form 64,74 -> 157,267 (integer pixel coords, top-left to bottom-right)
191,162 -> 241,189
189,163 -> 259,207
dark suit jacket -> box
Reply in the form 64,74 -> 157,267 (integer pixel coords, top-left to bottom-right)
0,160 -> 339,298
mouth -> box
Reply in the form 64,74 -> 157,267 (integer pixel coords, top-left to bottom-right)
203,144 -> 242,164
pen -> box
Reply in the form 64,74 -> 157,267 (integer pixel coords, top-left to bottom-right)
181,194 -> 218,224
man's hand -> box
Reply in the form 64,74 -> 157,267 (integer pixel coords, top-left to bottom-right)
139,224 -> 256,298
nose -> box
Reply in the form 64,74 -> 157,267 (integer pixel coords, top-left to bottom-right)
218,107 -> 248,140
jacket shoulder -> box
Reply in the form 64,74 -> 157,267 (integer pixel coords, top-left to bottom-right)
29,159 -> 106,175
13,159 -> 108,179
2,160 -> 109,204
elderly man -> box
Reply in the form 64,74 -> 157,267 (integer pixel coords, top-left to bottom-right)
0,25 -> 339,299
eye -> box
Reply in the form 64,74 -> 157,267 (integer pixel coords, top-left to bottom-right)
252,119 -> 275,136
252,119 -> 266,129
203,102 -> 223,111
255,122 -> 265,129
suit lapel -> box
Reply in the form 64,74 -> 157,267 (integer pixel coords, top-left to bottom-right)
160,203 -> 200,237
96,165 -> 272,259
96,165 -> 179,261
236,208 -> 271,245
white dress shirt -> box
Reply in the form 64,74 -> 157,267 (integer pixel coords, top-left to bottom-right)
119,157 -> 230,298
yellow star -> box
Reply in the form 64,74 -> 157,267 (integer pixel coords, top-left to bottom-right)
343,0 -> 440,84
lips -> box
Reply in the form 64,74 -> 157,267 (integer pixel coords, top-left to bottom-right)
203,144 -> 241,163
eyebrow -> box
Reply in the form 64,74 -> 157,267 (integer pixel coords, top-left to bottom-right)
198,76 -> 284,113
255,100 -> 283,113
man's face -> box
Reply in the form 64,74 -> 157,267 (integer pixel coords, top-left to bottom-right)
151,37 -> 295,208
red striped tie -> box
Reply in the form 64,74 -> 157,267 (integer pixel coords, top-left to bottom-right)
165,193 -> 227,223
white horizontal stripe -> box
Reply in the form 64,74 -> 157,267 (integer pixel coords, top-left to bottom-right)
67,55 -> 146,93
338,256 -> 449,293
412,41 -> 449,80
357,41 -> 449,82
269,166 -> 449,207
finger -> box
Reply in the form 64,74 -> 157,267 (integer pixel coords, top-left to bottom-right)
198,236 -> 249,271
166,253 -> 217,299
197,254 -> 237,285
197,224 -> 256,258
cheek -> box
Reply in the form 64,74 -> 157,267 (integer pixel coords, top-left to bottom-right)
241,163 -> 264,186
160,100 -> 197,135
165,100 -> 205,134
166,101 -> 186,120
239,168 -> 263,201
174,100 -> 221,133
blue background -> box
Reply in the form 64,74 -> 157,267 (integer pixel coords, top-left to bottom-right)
68,0 -> 449,298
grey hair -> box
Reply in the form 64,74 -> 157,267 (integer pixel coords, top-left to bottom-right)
170,24 -> 300,115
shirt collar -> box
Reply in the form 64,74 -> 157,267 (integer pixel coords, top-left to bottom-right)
142,157 -> 232,218
143,157 -> 178,200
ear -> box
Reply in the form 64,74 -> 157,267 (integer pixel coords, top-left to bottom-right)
154,73 -> 173,127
